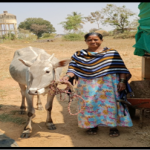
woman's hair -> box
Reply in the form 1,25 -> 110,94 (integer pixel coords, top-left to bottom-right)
84,32 -> 103,41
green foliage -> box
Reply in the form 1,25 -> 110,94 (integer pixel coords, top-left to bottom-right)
102,4 -> 136,33
18,18 -> 56,38
30,24 -> 47,38
10,33 -> 16,40
42,33 -> 51,38
60,12 -> 84,33
1,32 -> 16,40
85,11 -> 104,29
62,32 -> 85,41
1,34 -> 8,40
41,33 -> 56,39
18,29 -> 37,41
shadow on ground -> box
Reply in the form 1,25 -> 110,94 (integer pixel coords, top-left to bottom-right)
0,94 -> 150,147
0,131 -> 19,147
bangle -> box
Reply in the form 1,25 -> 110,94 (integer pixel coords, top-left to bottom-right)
120,81 -> 126,84
65,74 -> 72,79
119,78 -> 126,83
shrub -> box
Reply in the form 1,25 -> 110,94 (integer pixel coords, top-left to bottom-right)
42,33 -> 56,39
95,30 -> 109,36
113,31 -> 137,39
89,28 -> 99,33
42,33 -> 51,38
1,33 -> 16,40
10,33 -> 16,40
62,32 -> 85,41
129,31 -> 137,38
18,29 -> 37,41
1,34 -> 8,40
108,31 -> 114,36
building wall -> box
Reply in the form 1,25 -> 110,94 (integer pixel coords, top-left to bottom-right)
0,16 -> 17,24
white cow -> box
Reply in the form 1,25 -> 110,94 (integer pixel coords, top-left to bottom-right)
9,46 -> 71,138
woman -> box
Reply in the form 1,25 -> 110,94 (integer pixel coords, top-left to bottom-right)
60,32 -> 133,137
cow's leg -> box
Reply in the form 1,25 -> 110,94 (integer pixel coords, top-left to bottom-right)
45,91 -> 56,130
37,95 -> 43,110
20,91 -> 35,138
18,83 -> 26,114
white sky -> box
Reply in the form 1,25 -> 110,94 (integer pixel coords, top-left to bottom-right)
0,2 -> 140,34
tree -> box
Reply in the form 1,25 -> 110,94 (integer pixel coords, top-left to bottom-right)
84,11 -> 104,29
30,24 -> 47,38
129,17 -> 139,29
18,18 -> 56,38
59,12 -> 84,33
101,4 -> 136,33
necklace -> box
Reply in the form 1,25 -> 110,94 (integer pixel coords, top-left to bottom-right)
87,48 -> 104,53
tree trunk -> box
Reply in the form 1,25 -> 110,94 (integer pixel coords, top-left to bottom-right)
97,23 -> 99,30
121,28 -> 124,33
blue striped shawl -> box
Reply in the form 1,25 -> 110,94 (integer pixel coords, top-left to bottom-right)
67,47 -> 131,79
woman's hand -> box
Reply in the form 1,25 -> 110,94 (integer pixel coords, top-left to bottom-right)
117,82 -> 126,92
60,73 -> 75,83
60,75 -> 70,83
118,73 -> 127,92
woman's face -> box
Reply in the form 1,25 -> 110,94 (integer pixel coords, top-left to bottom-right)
85,35 -> 103,49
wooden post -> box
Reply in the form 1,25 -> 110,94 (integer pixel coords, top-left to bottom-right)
142,56 -> 150,80
0,25 -> 2,37
14,23 -> 17,38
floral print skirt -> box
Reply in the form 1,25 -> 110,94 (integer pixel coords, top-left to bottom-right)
76,73 -> 133,128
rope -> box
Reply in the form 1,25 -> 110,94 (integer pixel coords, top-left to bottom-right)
49,80 -> 86,115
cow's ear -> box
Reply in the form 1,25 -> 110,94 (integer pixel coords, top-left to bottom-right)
53,59 -> 71,69
18,59 -> 33,67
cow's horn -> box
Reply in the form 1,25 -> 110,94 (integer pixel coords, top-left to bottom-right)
29,46 -> 38,56
36,53 -> 41,61
48,53 -> 54,61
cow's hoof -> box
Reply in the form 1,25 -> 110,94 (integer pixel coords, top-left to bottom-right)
46,123 -> 56,130
20,129 -> 31,138
20,133 -> 31,138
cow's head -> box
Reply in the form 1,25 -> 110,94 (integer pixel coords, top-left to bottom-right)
19,53 -> 71,95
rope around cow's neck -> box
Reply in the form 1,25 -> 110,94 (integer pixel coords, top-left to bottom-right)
49,80 -> 86,115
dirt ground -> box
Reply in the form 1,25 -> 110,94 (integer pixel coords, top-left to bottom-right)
0,37 -> 150,147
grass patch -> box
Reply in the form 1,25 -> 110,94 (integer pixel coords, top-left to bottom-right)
10,110 -> 27,115
0,72 -> 11,81
0,113 -> 26,125
0,89 -> 7,98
